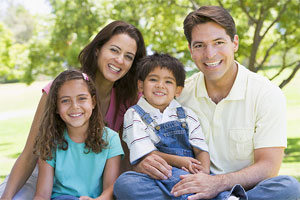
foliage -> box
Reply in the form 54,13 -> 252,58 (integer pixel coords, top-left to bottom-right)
1,0 -> 299,87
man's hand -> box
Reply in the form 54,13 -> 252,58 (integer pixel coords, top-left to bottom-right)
133,153 -> 172,180
171,173 -> 224,200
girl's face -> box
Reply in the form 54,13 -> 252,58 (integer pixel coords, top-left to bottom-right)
57,79 -> 95,133
96,33 -> 137,82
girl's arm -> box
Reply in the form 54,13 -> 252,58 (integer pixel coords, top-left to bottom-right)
1,93 -> 48,200
33,159 -> 54,200
95,155 -> 121,200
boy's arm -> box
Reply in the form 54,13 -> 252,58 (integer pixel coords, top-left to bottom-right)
193,147 -> 210,174
33,159 -> 54,200
151,150 -> 201,173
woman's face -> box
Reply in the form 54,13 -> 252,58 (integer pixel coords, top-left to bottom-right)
96,33 -> 137,83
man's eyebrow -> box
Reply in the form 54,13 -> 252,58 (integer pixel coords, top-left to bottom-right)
192,37 -> 226,46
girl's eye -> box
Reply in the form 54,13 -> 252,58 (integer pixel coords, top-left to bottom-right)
61,99 -> 69,104
79,97 -> 87,101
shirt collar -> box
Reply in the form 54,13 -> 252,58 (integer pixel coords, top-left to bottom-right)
137,96 -> 181,114
196,61 -> 247,100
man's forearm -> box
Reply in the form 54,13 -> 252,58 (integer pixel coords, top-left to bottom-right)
216,147 -> 284,191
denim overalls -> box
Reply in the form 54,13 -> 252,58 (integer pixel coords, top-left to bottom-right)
132,104 -> 193,200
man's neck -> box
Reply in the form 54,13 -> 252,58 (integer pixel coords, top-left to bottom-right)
205,63 -> 238,104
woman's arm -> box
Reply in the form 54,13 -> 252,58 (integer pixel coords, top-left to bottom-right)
1,93 -> 47,200
33,159 -> 54,200
96,155 -> 121,200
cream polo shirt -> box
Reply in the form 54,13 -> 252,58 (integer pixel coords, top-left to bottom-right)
177,62 -> 287,174
123,97 -> 208,164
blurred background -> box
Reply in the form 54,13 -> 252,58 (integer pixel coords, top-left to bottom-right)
0,0 -> 299,182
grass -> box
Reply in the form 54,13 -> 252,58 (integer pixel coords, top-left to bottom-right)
0,73 -> 299,184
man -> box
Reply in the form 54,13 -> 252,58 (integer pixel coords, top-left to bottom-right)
114,6 -> 300,200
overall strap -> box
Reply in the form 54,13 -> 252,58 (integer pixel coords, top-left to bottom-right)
176,107 -> 187,128
176,107 -> 186,119
131,105 -> 158,127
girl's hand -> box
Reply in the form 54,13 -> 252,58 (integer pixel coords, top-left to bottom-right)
79,196 -> 94,200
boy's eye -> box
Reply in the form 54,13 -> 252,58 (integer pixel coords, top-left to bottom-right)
149,78 -> 157,82
166,80 -> 173,84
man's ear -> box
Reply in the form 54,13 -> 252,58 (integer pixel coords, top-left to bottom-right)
233,34 -> 239,52
137,80 -> 144,93
175,86 -> 183,98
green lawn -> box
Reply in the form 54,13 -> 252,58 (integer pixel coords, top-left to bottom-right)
0,73 -> 299,183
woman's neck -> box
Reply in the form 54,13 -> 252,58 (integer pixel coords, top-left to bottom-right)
95,70 -> 114,96
95,70 -> 114,117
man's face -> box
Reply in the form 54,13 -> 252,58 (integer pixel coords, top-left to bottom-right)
189,22 -> 239,84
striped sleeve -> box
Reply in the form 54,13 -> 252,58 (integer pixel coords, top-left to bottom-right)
123,108 -> 157,164
184,107 -> 209,152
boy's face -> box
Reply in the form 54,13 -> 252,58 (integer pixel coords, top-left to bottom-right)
188,22 -> 239,84
138,67 -> 183,112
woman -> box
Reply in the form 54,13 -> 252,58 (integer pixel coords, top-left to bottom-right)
0,20 -> 146,200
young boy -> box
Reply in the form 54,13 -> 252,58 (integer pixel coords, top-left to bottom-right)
122,53 -> 210,199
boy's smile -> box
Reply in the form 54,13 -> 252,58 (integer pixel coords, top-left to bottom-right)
138,67 -> 182,112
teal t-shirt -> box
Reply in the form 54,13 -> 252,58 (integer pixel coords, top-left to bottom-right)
46,127 -> 124,198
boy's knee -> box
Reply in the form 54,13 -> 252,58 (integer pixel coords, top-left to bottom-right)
277,175 -> 300,199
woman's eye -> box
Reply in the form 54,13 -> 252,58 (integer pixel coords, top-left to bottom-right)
194,44 -> 203,48
125,55 -> 134,61
110,48 -> 119,53
79,97 -> 87,101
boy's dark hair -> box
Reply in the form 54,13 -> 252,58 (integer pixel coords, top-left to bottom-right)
183,5 -> 236,45
137,52 -> 186,87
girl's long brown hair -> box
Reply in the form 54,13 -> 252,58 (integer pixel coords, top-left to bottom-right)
34,70 -> 107,160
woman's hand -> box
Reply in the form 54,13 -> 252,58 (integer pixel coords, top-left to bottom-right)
133,153 -> 172,180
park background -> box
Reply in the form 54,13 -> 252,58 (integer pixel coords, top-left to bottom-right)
0,0 -> 299,183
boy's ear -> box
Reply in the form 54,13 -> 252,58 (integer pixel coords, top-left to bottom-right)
137,80 -> 144,93
175,86 -> 183,98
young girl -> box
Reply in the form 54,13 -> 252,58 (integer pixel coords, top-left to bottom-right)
33,70 -> 123,200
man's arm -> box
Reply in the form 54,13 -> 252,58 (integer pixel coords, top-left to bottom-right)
171,147 -> 284,200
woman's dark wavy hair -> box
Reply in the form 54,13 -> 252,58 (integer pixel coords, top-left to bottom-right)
34,69 -> 107,160
78,20 -> 146,126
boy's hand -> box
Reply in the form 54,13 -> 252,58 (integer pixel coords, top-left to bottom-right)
179,157 -> 203,174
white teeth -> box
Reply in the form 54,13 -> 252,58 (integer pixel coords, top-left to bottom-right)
205,61 -> 221,67
108,64 -> 121,72
154,92 -> 165,96
69,113 -> 82,117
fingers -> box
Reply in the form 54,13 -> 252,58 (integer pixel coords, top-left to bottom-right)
181,166 -> 189,172
134,153 -> 172,180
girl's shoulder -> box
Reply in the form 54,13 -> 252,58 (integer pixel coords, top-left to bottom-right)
102,126 -> 120,140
